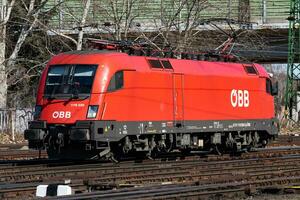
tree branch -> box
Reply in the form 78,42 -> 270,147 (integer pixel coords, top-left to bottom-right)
77,0 -> 91,50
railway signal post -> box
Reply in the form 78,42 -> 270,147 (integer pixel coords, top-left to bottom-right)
286,0 -> 300,123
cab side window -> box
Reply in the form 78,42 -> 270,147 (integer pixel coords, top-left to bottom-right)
107,71 -> 124,92
266,78 -> 272,94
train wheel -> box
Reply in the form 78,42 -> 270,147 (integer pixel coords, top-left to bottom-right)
110,142 -> 125,161
212,144 -> 224,156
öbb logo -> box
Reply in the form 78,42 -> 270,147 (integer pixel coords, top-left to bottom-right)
52,111 -> 71,119
230,90 -> 249,108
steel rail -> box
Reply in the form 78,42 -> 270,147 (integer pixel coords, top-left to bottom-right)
0,150 -> 300,198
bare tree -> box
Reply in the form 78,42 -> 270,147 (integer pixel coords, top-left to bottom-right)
77,0 -> 91,50
92,0 -> 148,40
37,0 -> 93,49
7,0 -> 48,68
3,0 -> 70,108
0,0 -> 15,109
0,0 -> 52,108
132,0 -> 211,54
4,0 -> 99,107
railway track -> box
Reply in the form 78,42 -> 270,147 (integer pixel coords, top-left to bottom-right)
0,135 -> 297,199
0,143 -> 27,150
0,149 -> 47,160
0,142 -> 47,160
51,177 -> 300,200
269,135 -> 300,147
0,147 -> 300,199
0,134 -> 295,161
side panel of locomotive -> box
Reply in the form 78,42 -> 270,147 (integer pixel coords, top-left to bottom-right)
99,57 -> 275,122
91,56 -> 278,153
101,70 -> 174,121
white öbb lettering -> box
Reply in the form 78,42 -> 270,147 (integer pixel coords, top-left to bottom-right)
52,111 -> 71,119
230,89 -> 249,108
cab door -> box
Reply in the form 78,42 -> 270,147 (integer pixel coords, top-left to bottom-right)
172,74 -> 184,126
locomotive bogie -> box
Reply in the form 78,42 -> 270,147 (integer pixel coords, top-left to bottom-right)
25,118 -> 277,159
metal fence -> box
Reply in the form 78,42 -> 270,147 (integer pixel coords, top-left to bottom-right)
0,108 -> 33,140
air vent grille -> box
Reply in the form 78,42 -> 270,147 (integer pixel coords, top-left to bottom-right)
244,65 -> 258,75
148,59 -> 173,70
161,60 -> 173,69
148,59 -> 163,68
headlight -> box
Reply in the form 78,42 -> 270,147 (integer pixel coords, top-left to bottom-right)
34,105 -> 42,120
87,105 -> 98,118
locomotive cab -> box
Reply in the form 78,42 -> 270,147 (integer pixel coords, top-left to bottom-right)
24,52 -> 128,159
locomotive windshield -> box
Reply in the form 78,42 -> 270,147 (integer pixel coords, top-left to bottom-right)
44,64 -> 97,99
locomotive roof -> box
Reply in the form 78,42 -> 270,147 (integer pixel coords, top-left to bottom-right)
50,50 -> 269,78
63,50 -> 124,55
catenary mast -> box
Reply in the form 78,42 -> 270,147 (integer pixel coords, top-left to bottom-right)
285,0 -> 300,122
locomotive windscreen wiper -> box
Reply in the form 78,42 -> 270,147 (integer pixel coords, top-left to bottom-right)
46,84 -> 59,99
70,82 -> 79,99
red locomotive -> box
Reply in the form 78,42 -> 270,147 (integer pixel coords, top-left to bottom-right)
24,43 -> 279,159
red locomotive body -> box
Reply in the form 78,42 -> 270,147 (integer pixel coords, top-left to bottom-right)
25,50 -> 278,159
